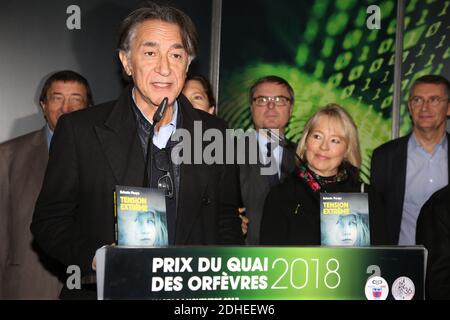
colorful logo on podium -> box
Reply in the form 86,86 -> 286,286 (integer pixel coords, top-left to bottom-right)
365,276 -> 389,300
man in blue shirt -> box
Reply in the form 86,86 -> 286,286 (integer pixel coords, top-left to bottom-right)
371,74 -> 450,245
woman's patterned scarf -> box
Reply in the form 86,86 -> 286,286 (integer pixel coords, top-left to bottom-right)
297,162 -> 348,192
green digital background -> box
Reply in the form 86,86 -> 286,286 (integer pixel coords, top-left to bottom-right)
399,0 -> 450,134
218,0 -> 450,182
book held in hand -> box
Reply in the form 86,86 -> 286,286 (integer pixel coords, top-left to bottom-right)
115,185 -> 168,247
320,193 -> 370,246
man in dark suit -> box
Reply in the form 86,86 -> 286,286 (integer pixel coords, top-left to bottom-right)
0,70 -> 93,299
239,76 -> 297,245
416,185 -> 450,299
31,3 -> 243,299
371,74 -> 450,245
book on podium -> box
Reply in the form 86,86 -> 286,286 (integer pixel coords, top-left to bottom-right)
114,185 -> 168,247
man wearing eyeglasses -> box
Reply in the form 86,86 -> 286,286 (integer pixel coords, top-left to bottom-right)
238,75 -> 297,245
371,74 -> 450,245
0,70 -> 93,299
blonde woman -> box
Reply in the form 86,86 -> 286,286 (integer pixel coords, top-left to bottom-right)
260,104 -> 387,245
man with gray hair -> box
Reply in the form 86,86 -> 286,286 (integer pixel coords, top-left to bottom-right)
31,2 -> 243,299
371,74 -> 450,245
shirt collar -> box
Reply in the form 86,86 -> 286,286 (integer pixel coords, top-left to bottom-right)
256,130 -> 283,146
167,101 -> 178,128
409,132 -> 447,149
132,87 -> 178,129
410,132 -> 448,152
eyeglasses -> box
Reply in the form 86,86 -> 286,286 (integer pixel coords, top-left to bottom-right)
409,96 -> 449,107
154,149 -> 174,199
49,94 -> 85,107
252,96 -> 291,107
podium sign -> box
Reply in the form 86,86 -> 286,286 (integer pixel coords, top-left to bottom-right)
96,246 -> 426,300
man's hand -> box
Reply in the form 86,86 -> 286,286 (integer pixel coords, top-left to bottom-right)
92,243 -> 116,271
238,207 -> 248,235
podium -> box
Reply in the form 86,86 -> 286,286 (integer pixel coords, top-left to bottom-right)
96,246 -> 426,300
